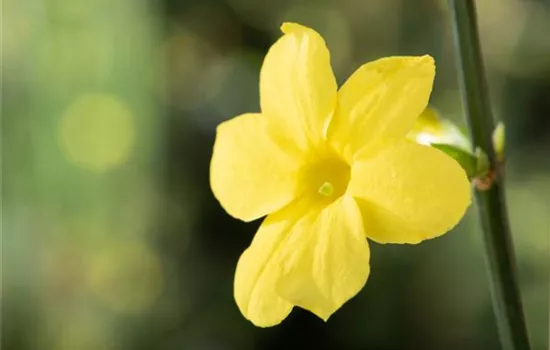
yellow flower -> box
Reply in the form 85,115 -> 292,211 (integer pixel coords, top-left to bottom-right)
210,23 -> 471,327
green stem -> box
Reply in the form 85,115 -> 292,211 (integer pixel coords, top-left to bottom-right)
448,1 -> 531,350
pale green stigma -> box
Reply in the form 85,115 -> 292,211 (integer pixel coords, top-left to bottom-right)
318,182 -> 334,196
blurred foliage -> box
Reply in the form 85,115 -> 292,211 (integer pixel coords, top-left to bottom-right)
2,0 -> 549,350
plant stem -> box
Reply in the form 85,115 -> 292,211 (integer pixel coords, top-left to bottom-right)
448,1 -> 531,350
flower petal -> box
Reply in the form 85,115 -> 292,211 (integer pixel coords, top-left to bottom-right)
348,141 -> 471,244
234,203 -> 309,327
328,56 -> 435,161
260,22 -> 337,148
276,196 -> 370,321
210,113 -> 304,222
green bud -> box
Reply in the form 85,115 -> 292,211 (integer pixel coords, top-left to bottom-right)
492,121 -> 505,162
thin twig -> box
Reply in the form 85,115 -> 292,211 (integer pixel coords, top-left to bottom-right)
448,1 -> 531,350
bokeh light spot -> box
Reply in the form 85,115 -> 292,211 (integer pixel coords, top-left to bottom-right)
54,311 -> 116,350
87,241 -> 164,314
59,94 -> 135,172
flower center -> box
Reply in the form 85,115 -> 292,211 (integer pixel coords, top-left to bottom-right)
318,182 -> 334,196
304,154 -> 351,202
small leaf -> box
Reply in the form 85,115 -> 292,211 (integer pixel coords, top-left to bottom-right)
431,143 -> 477,179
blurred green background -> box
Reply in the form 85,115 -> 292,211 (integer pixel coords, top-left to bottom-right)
2,0 -> 549,349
